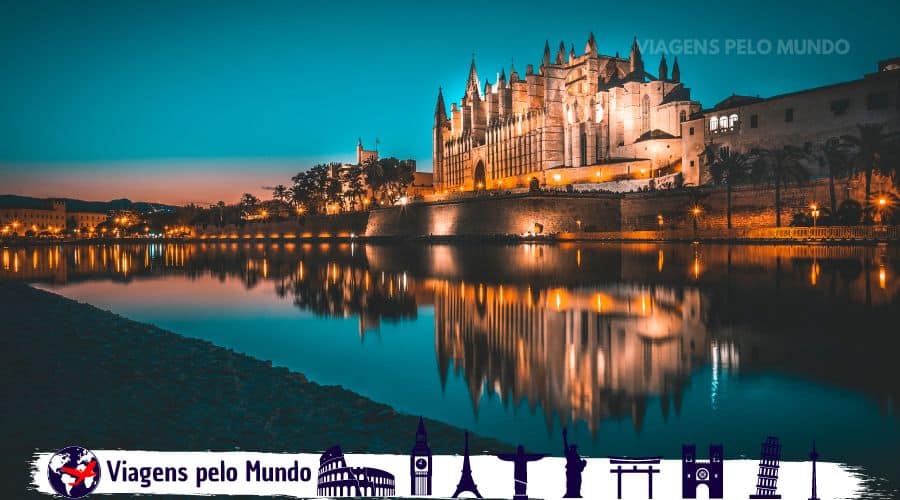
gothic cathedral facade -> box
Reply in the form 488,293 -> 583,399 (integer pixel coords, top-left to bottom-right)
433,35 -> 702,193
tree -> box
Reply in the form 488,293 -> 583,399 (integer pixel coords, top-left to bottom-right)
362,158 -> 385,205
752,145 -> 810,227
842,123 -> 900,220
340,165 -> 367,210
271,185 -> 289,204
702,144 -> 754,229
816,138 -> 851,218
240,193 -> 260,210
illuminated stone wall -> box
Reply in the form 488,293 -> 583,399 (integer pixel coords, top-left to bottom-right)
366,194 -> 621,237
620,174 -> 892,231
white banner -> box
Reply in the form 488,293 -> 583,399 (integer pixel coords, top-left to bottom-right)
31,449 -> 861,499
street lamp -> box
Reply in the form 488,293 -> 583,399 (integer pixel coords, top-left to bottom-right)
810,204 -> 820,229
691,206 -> 701,235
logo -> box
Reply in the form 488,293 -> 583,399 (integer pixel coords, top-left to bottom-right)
47,446 -> 101,498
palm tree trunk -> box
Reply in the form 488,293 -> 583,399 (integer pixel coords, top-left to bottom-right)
775,181 -> 782,227
864,164 -> 873,222
726,183 -> 733,229
828,169 -> 837,219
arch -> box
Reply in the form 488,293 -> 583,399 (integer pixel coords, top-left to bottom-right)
474,161 -> 486,190
729,113 -> 739,127
709,117 -> 718,130
718,116 -> 728,129
528,176 -> 541,192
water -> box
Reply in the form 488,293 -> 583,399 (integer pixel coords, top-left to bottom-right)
3,241 -> 898,496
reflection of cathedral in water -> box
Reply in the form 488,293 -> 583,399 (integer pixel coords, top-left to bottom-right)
434,281 -> 711,431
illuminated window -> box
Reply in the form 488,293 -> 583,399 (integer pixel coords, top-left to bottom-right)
729,114 -> 738,127
709,117 -> 718,130
718,116 -> 728,129
595,103 -> 604,122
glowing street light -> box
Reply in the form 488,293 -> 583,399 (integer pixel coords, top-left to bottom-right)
690,206 -> 702,235
810,204 -> 820,229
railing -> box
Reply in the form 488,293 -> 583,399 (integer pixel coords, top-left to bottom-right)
560,225 -> 900,242
744,225 -> 900,241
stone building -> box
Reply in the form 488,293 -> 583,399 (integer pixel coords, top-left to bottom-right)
434,37 -> 900,194
684,57 -> 900,183
0,198 -> 107,236
433,35 -> 701,193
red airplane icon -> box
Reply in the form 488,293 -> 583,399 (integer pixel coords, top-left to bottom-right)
60,460 -> 97,487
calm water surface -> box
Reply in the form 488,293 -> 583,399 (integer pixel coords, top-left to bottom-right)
4,241 -> 899,495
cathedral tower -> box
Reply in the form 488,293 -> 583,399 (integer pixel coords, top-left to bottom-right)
433,88 -> 448,189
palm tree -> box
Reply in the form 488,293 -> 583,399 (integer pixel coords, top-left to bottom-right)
816,139 -> 851,218
702,145 -> 753,229
271,184 -> 289,204
842,123 -> 900,219
752,145 -> 810,227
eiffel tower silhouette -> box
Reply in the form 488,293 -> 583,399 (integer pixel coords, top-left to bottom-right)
452,431 -> 483,498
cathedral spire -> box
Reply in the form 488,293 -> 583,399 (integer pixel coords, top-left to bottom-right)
659,54 -> 668,81
509,60 -> 520,82
434,87 -> 447,125
465,56 -> 481,99
629,37 -> 644,73
585,32 -> 597,55
542,40 -> 551,66
672,56 -> 681,83
556,41 -> 566,64
569,43 -> 576,61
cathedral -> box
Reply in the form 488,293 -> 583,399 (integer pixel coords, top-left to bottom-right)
433,35 -> 702,193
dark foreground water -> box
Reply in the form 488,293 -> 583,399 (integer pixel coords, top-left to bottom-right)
3,241 -> 899,497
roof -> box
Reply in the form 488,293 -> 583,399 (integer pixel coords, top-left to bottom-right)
635,129 -> 677,142
712,94 -> 763,110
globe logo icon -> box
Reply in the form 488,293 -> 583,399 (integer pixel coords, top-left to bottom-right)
47,446 -> 101,498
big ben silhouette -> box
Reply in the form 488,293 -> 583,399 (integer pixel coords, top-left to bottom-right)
410,417 -> 432,496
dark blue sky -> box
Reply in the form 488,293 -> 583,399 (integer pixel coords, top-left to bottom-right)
2,0 -> 899,203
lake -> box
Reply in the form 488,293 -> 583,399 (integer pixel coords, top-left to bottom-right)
3,241 -> 898,497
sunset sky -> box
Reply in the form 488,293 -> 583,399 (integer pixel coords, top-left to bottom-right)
2,0 -> 899,205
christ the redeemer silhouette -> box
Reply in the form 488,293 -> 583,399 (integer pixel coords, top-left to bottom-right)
496,445 -> 547,500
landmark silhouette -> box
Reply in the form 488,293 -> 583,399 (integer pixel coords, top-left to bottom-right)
749,436 -> 782,499
682,444 -> 724,498
496,445 -> 547,500
562,428 -> 587,498
808,441 -> 820,500
608,456 -> 662,499
410,417 -> 432,496
452,431 -> 483,498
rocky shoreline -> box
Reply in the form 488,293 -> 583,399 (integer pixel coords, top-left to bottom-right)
1,282 -> 505,498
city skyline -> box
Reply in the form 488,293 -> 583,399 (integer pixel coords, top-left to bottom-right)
3,0 -> 900,204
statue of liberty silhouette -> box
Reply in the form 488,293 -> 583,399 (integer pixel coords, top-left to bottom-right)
563,427 -> 588,498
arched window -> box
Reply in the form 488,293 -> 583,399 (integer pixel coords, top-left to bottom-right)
680,110 -> 687,122
580,126 -> 587,166
595,103 -> 604,122
729,114 -> 739,127
709,117 -> 718,130
641,95 -> 650,134
718,116 -> 728,130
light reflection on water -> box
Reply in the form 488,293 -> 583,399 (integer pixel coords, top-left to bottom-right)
4,241 -> 899,495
